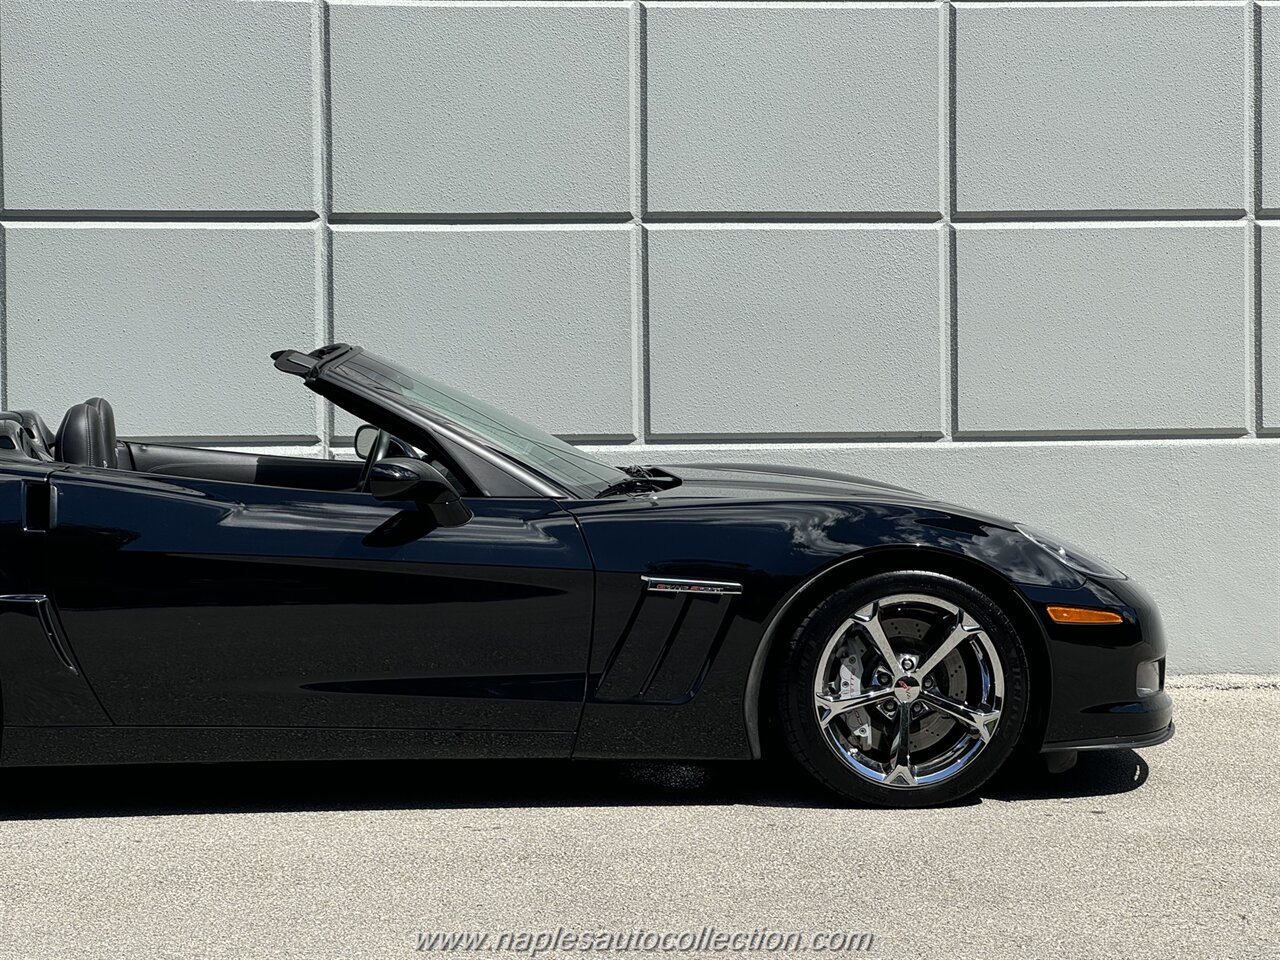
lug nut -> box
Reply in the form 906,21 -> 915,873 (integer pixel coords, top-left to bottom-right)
911,703 -> 924,717
900,656 -> 917,672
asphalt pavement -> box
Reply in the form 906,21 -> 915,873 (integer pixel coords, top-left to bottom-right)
0,677 -> 1275,960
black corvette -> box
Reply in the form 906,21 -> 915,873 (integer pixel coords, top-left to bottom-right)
0,344 -> 1172,806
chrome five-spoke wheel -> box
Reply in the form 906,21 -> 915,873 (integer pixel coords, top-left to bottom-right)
812,593 -> 1004,789
779,571 -> 1029,806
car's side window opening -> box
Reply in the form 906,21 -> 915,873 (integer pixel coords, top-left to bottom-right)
0,398 -> 481,498
327,351 -> 626,499
125,431 -> 476,498
345,426 -> 471,498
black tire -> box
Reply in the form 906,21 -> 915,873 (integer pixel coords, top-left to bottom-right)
777,570 -> 1030,807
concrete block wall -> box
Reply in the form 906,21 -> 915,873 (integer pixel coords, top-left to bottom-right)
0,0 -> 1276,672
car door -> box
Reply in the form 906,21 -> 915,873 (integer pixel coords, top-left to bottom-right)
45,465 -> 593,739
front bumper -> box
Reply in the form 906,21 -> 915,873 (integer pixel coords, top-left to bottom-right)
1043,720 -> 1175,754
1024,574 -> 1175,753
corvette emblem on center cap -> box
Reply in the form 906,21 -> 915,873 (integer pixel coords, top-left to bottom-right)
893,676 -> 922,703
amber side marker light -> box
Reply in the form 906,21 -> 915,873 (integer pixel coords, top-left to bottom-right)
1046,605 -> 1124,625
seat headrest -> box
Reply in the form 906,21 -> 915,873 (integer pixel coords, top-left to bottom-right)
12,410 -> 55,450
9,409 -> 55,458
84,398 -> 117,446
56,403 -> 117,469
0,419 -> 37,460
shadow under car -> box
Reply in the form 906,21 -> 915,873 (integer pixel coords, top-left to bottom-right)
0,750 -> 1149,821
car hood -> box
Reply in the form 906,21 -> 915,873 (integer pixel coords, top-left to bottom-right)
656,462 -> 927,500
653,462 -> 1011,525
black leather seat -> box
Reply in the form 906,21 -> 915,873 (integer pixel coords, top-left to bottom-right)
56,402 -> 117,469
82,397 -> 132,468
12,410 -> 55,457
0,414 -> 40,460
0,409 -> 56,460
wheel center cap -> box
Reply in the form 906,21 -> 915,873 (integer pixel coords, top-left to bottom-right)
893,675 -> 921,703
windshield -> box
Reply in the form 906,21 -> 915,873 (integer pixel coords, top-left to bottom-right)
333,351 -> 629,498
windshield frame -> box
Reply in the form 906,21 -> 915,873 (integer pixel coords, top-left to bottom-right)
315,347 -> 629,500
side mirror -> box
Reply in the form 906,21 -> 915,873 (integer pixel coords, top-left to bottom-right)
354,424 -> 379,459
367,457 -> 472,527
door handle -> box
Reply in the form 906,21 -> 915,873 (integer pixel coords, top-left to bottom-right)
21,480 -> 57,532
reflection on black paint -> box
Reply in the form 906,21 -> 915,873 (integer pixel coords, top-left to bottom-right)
48,474 -> 593,730
300,673 -> 584,701
362,510 -> 438,547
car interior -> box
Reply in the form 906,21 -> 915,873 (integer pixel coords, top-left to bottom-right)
0,398 -> 457,495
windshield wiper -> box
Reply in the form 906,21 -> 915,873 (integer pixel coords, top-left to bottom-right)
597,465 -> 682,498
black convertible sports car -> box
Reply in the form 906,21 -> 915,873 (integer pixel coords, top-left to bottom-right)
0,344 -> 1172,806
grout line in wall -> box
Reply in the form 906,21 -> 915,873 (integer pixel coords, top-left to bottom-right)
1253,222 -> 1263,434
641,211 -> 943,224
0,4 -> 5,217
953,208 -> 1249,224
642,432 -> 948,445
317,0 -> 336,459
558,433 -> 639,445
631,1 -> 649,444
938,223 -> 950,440
333,0 -> 635,8
941,1 -> 957,441
952,2 -> 1245,9
328,211 -> 634,226
631,1 -> 647,222
953,217 -> 1250,231
641,221 -> 943,233
952,428 -> 1253,442
0,210 -> 320,224
1253,1 -> 1264,220
0,219 -> 320,232
634,225 -> 651,445
945,225 -> 959,440
1249,1 -> 1264,436
943,1 -> 957,224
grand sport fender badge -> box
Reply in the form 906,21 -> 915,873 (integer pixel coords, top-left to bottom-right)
641,576 -> 744,596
